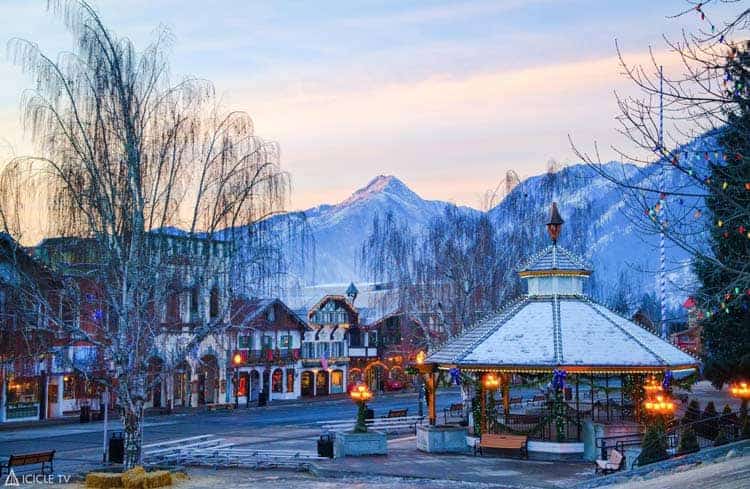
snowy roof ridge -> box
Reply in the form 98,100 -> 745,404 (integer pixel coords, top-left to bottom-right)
552,294 -> 563,364
580,296 -> 666,365
518,244 -> 590,273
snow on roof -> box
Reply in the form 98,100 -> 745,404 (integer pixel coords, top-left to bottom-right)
519,244 -> 590,274
427,295 -> 697,371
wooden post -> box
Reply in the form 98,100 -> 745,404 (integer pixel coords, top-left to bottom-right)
427,371 -> 437,426
480,377 -> 486,434
576,375 -> 581,441
620,374 -> 625,420
590,374 -> 595,420
502,378 -> 510,418
605,374 -> 610,422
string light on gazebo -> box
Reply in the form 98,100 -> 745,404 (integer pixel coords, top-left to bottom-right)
729,381 -> 750,399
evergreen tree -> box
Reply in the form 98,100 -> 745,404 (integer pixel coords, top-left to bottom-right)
703,401 -> 718,419
683,399 -> 701,424
742,416 -> 750,439
696,43 -> 750,388
637,423 -> 668,466
677,428 -> 700,455
714,428 -> 730,447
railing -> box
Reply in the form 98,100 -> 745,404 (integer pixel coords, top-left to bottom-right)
488,405 -> 583,442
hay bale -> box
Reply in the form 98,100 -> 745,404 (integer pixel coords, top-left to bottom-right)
85,472 -> 124,489
144,470 -> 172,488
121,466 -> 147,489
171,472 -> 189,482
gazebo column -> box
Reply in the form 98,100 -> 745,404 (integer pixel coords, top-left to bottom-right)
620,374 -> 625,420
502,376 -> 510,417
480,374 -> 487,434
576,374 -> 581,441
605,374 -> 610,422
590,374 -> 595,419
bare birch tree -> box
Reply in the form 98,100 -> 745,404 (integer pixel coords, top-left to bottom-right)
1,0 -> 289,465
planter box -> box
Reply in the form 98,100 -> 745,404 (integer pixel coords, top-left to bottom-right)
417,425 -> 469,453
334,430 -> 387,458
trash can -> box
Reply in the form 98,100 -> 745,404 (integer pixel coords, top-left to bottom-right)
365,408 -> 374,421
109,431 -> 125,464
80,405 -> 91,423
317,434 -> 334,458
258,391 -> 267,407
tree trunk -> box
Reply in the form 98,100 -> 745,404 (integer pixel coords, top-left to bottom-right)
123,402 -> 144,469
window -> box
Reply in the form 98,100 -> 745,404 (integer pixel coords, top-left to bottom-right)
286,369 -> 295,393
317,342 -> 330,358
302,343 -> 315,358
261,335 -> 273,348
238,335 -> 252,350
272,369 -> 283,393
331,341 -> 344,358
190,286 -> 199,317
368,331 -> 378,347
331,370 -> 344,393
209,286 -> 219,318
279,335 -> 292,348
266,307 -> 275,322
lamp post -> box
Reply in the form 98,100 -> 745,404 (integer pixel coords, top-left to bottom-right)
232,352 -> 242,409
481,373 -> 500,434
415,351 -> 426,418
349,383 -> 373,433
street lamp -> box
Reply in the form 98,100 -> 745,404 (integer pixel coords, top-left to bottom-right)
232,352 -> 242,409
349,383 -> 374,433
481,373 -> 500,434
729,381 -> 750,399
643,394 -> 676,416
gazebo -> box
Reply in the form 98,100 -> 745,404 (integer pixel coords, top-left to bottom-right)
421,203 -> 699,457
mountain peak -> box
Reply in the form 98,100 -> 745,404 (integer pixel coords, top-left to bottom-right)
338,175 -> 418,208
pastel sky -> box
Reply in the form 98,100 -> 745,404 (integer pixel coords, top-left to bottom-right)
0,0 -> 738,211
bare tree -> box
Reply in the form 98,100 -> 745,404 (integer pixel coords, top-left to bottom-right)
0,0 -> 289,466
361,207 -> 519,340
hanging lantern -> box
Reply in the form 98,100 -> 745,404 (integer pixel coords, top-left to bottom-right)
483,373 -> 500,391
643,376 -> 663,395
643,394 -> 676,415
729,381 -> 750,400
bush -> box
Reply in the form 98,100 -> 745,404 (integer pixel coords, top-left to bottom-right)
637,424 -> 668,466
683,399 -> 701,424
722,404 -> 733,416
714,428 -> 730,447
742,416 -> 750,439
677,428 -> 700,455
703,401 -> 718,419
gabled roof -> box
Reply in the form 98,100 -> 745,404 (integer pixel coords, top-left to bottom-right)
307,295 -> 358,322
231,297 -> 308,330
427,295 -> 697,372
518,244 -> 591,276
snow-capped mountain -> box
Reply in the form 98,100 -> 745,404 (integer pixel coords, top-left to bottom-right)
272,163 -> 702,317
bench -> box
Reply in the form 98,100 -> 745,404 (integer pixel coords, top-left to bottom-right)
318,415 -> 425,435
385,408 -> 408,418
443,403 -> 464,423
475,434 -> 528,459
526,395 -> 546,406
206,403 -> 234,412
595,448 -> 625,475
0,451 -> 55,476
509,397 -> 523,405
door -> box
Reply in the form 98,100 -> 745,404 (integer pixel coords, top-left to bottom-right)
250,371 -> 260,401
301,371 -> 314,397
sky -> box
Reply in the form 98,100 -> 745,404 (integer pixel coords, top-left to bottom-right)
0,0 -> 741,213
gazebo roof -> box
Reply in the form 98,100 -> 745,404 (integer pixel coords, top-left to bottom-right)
426,202 -> 698,374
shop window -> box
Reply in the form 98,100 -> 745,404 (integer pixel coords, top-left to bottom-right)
63,375 -> 77,400
238,376 -> 248,397
238,335 -> 252,349
331,370 -> 343,388
286,369 -> 295,393
272,369 -> 283,393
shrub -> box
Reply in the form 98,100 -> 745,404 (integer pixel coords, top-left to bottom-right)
637,424 -> 668,466
683,399 -> 701,424
742,416 -> 750,439
722,404 -> 733,416
703,401 -> 718,419
677,428 -> 700,455
714,428 -> 730,447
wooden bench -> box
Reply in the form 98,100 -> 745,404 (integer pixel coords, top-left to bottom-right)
475,434 -> 528,459
206,403 -> 234,412
443,402 -> 464,423
0,451 -> 55,476
509,397 -> 523,406
595,448 -> 625,475
385,408 -> 408,418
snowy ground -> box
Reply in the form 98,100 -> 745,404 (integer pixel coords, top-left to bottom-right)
598,452 -> 750,489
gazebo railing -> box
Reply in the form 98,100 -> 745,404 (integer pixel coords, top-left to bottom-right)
488,408 -> 583,442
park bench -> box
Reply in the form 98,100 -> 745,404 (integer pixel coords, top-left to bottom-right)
509,397 -> 523,406
385,408 -> 408,418
526,395 -> 546,407
443,402 -> 464,423
0,451 -> 55,476
318,415 -> 425,434
595,448 -> 625,475
475,434 -> 528,459
206,403 -> 234,412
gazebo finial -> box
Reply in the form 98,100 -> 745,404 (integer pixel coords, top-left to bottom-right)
546,202 -> 564,243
